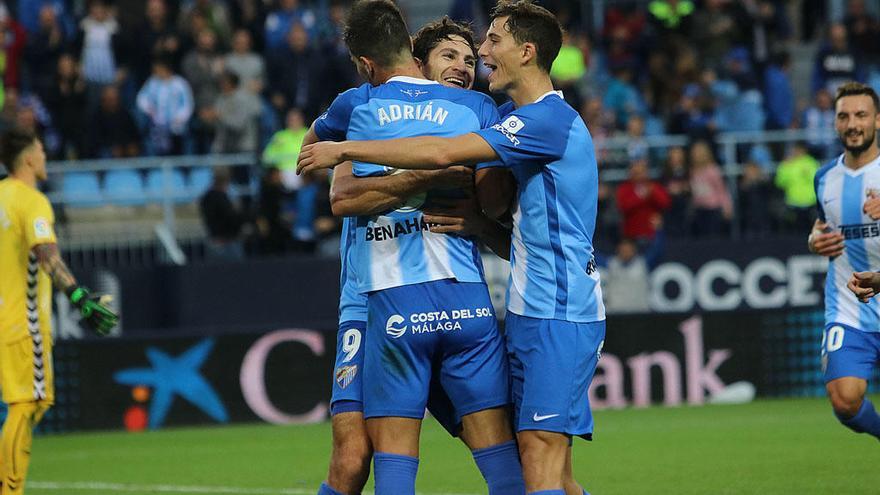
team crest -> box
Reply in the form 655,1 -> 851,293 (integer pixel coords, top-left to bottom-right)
336,365 -> 358,389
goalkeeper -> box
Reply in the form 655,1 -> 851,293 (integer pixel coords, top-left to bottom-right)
0,128 -> 117,494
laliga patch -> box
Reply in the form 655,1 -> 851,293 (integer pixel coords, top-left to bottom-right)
501,115 -> 525,134
336,365 -> 358,389
33,217 -> 52,239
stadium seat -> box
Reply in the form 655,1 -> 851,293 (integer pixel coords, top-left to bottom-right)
62,172 -> 103,208
187,167 -> 213,197
103,169 -> 147,206
146,168 -> 190,204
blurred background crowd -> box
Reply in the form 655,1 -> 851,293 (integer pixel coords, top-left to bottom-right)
0,0 -> 878,264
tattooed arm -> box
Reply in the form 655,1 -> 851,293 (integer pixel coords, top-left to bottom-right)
32,243 -> 77,293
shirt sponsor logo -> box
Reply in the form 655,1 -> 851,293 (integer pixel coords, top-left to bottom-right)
491,123 -> 520,146
387,307 -> 494,336
400,89 -> 429,98
365,217 -> 436,242
386,314 -> 406,338
376,103 -> 448,126
839,223 -> 880,240
33,217 -> 51,239
502,115 -> 525,134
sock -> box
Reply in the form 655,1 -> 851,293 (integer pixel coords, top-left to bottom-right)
373,452 -> 418,495
472,440 -> 526,495
317,482 -> 345,495
836,398 -> 880,439
584,490 -> 590,495
528,491 -> 565,495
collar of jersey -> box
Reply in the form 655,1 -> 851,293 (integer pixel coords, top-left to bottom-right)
839,152 -> 880,176
534,90 -> 564,103
386,76 -> 440,85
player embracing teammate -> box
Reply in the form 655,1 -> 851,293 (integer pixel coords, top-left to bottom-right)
304,1 -> 606,494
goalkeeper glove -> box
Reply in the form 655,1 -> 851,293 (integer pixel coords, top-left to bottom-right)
67,286 -> 119,336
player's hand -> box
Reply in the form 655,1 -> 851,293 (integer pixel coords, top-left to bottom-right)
808,219 -> 844,257
67,286 -> 119,336
423,197 -> 487,237
296,141 -> 345,175
426,166 -> 474,191
847,271 -> 880,303
864,191 -> 880,220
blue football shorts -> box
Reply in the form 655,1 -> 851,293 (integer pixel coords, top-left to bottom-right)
821,322 -> 880,382
363,279 -> 509,421
506,312 -> 606,440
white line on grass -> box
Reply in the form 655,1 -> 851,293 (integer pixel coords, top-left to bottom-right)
29,481 -> 479,495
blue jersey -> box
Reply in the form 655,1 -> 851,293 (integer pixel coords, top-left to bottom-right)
338,216 -> 368,323
474,92 -> 605,323
815,153 -> 880,333
314,76 -> 499,292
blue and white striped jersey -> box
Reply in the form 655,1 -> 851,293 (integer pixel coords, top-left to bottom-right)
338,216 -> 368,323
474,92 -> 605,323
816,153 -> 880,332
314,76 -> 498,293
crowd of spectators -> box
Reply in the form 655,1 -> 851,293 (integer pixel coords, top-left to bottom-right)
1,0 -> 879,258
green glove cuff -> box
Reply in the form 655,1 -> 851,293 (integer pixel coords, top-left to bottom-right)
67,286 -> 89,307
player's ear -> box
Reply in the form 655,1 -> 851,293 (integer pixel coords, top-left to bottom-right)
414,57 -> 424,71
520,42 -> 536,67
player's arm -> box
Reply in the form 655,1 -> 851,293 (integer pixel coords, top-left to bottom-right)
32,243 -> 118,336
423,198 -> 512,260
475,167 -> 515,220
848,271 -> 880,303
297,133 -> 499,174
329,162 -> 473,217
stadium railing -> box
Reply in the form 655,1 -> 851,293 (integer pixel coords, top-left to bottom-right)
46,129 -> 835,266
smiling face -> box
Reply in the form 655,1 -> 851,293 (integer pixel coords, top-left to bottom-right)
835,94 -> 880,156
421,34 -> 476,89
478,16 -> 522,93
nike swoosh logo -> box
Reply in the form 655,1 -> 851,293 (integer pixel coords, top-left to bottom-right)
532,413 -> 559,422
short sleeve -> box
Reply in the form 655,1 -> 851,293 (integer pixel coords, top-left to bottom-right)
473,103 -> 570,167
23,193 -> 56,248
475,96 -> 505,170
313,85 -> 367,142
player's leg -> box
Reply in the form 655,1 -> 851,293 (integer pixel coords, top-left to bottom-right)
821,324 -> 880,439
320,321 -> 372,495
0,400 -> 49,495
506,313 -> 605,494
363,286 -> 437,495
438,280 -> 525,494
563,445 -> 589,495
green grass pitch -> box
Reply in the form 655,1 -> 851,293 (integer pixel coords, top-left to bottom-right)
27,397 -> 879,494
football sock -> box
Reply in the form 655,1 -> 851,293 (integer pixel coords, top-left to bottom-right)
837,398 -> 880,439
1,402 -> 47,495
373,452 -> 418,495
317,482 -> 345,495
528,491 -> 565,495
583,490 -> 590,495
472,440 -> 526,495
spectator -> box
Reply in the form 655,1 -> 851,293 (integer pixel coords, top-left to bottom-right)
602,62 -> 645,130
550,31 -> 586,107
738,161 -> 774,238
667,83 -> 716,139
182,28 -> 225,153
646,0 -> 695,42
802,88 -> 838,161
763,50 -> 795,131
17,0 -> 75,41
45,54 -> 86,159
262,107 -> 308,191
844,0 -> 880,68
88,85 -> 140,158
136,57 -> 194,156
1,9 -> 28,92
208,72 -> 262,153
229,0 -> 268,53
615,158 -> 671,242
263,0 -> 316,55
267,22 -> 324,121
774,142 -> 819,232
255,166 -> 291,255
179,0 -> 232,47
661,146 -> 690,237
127,0 -> 183,87
199,167 -> 246,261
76,0 -> 121,105
691,0 -> 747,71
812,23 -> 863,95
318,0 -> 360,101
224,29 -> 266,94
24,5 -> 66,102
689,140 -> 732,237
600,231 -> 665,314
711,50 -> 766,134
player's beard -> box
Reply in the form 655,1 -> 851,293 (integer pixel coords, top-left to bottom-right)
840,128 -> 877,157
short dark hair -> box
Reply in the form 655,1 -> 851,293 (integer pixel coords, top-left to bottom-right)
412,16 -> 477,63
835,81 -> 880,112
344,0 -> 412,68
490,0 -> 562,73
0,128 -> 37,173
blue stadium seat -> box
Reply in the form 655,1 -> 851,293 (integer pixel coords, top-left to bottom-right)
146,168 -> 190,204
62,172 -> 103,207
103,169 -> 147,206
187,167 -> 213,197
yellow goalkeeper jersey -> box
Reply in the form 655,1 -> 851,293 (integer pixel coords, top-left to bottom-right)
0,177 -> 56,344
